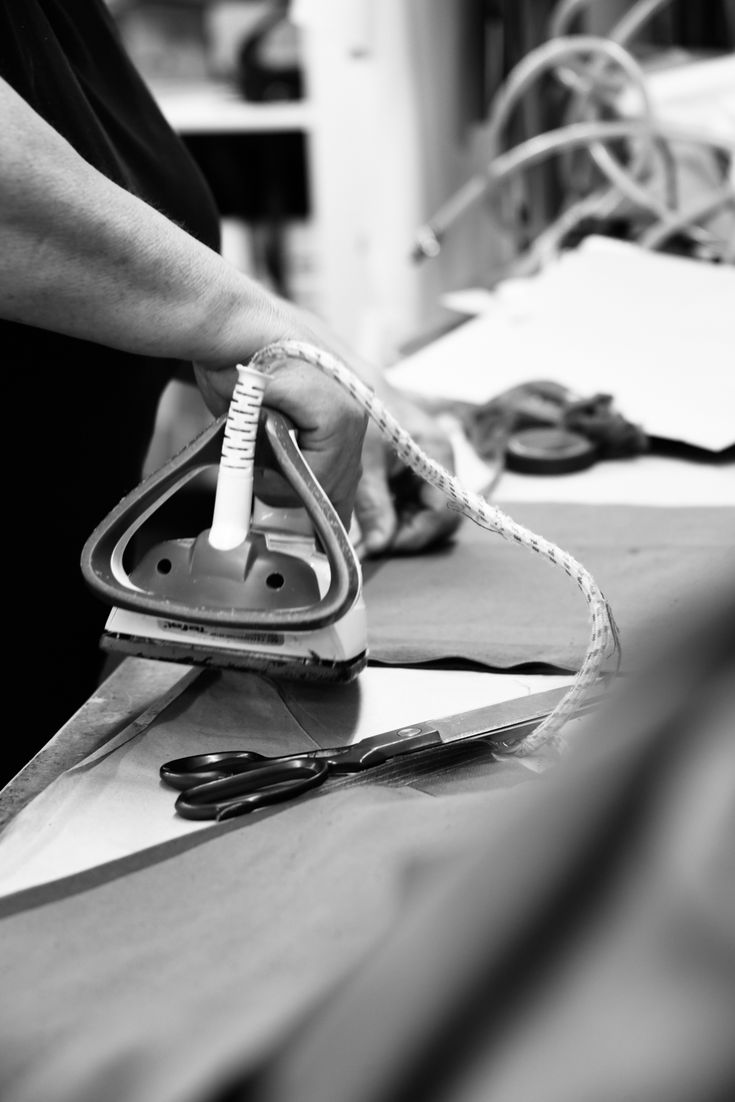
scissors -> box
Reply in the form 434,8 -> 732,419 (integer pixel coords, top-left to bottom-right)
160,684 -> 601,821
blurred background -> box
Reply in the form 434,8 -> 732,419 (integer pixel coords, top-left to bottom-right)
102,1 -> 734,467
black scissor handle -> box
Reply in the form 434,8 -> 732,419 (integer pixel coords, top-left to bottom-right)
173,758 -> 329,821
160,751 -> 271,791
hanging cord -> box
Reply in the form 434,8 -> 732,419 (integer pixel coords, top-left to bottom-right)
209,363 -> 267,550
544,0 -> 734,258
546,0 -> 727,249
549,0 -> 675,89
482,36 -> 662,220
413,35 -> 656,260
414,18 -> 733,267
413,116 -> 735,264
250,340 -> 621,757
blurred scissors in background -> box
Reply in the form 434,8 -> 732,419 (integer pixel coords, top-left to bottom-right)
161,684 -> 600,821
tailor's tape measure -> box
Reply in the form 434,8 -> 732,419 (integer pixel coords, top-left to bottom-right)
505,427 -> 598,474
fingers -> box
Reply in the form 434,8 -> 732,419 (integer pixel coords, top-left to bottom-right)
193,355 -> 463,558
390,482 -> 462,555
356,469 -> 460,558
391,511 -> 453,554
262,360 -> 366,530
353,463 -> 398,559
194,356 -> 366,532
388,412 -> 463,554
355,416 -> 463,558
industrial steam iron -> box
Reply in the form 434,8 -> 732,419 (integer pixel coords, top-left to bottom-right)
80,364 -> 368,682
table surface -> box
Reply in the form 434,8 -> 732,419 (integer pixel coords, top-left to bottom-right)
2,234 -> 734,877
0,658 -> 187,832
1,441 -> 731,837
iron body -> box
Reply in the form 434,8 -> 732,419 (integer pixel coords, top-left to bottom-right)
81,408 -> 368,682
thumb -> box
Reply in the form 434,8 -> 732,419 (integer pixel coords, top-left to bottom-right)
353,458 -> 398,558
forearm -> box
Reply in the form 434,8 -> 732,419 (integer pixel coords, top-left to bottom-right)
0,77 -> 455,554
0,76 -> 300,365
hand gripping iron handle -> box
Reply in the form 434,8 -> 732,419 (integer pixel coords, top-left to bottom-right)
80,407 -> 362,633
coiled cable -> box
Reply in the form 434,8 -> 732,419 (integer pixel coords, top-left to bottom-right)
250,339 -> 621,757
414,4 -> 733,266
413,116 -> 735,262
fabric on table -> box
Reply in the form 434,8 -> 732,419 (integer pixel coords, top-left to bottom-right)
0,667 -> 565,895
1,581 -> 733,1102
1,548 -> 733,1102
363,503 -> 734,672
240,582 -> 735,1102
0,754 -> 542,1102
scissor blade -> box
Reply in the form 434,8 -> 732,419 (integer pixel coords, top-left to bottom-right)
326,684 -> 597,772
433,684 -> 574,749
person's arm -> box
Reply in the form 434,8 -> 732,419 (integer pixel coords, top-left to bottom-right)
0,76 -> 313,369
0,74 -> 367,529
222,299 -> 463,558
0,75 -> 460,552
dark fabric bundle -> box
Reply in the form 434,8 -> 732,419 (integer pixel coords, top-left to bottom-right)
461,379 -> 649,464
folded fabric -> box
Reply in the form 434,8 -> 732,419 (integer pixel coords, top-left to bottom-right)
363,503 -> 734,673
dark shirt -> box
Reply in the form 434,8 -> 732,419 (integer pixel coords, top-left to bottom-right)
0,0 -> 222,780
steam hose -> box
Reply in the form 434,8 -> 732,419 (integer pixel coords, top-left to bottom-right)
209,364 -> 267,550
249,340 -> 621,757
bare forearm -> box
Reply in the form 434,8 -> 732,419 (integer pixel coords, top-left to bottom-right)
0,76 -> 457,555
0,76 -> 299,365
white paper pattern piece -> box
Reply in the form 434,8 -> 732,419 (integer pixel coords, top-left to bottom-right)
388,237 -> 735,452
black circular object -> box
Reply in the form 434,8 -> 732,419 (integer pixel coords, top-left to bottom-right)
505,427 -> 598,474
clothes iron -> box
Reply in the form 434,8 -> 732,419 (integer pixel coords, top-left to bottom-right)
80,364 -> 368,682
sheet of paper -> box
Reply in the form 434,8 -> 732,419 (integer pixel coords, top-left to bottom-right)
388,237 -> 735,451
